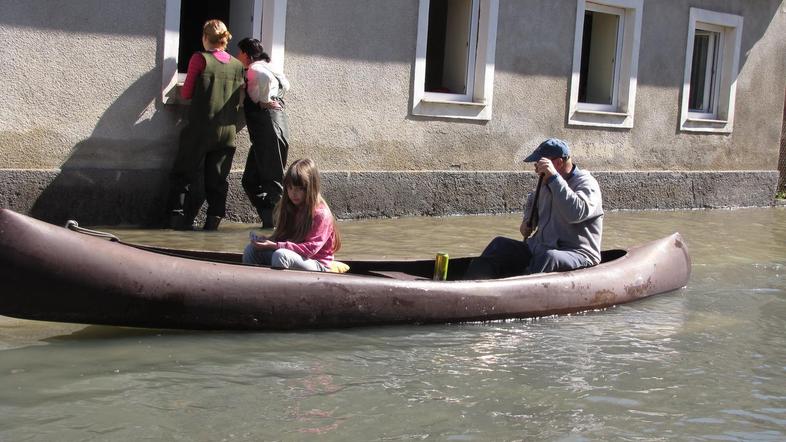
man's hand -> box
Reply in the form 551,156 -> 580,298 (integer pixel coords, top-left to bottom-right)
535,158 -> 558,178
520,218 -> 533,239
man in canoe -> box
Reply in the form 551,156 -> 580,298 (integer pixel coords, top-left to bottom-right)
466,138 -> 603,279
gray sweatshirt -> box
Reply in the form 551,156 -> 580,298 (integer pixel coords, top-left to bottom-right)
524,166 -> 604,265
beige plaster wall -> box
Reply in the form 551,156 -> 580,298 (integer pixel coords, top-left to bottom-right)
0,0 -> 180,171
282,0 -> 786,172
0,0 -> 783,224
0,0 -> 783,176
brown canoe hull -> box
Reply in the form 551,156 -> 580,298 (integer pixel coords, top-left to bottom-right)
0,208 -> 691,330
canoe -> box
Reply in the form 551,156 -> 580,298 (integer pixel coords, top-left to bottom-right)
0,208 -> 691,330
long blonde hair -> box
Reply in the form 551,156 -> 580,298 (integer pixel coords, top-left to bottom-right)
203,19 -> 231,49
271,159 -> 341,251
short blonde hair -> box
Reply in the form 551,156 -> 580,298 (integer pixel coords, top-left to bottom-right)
203,19 -> 231,48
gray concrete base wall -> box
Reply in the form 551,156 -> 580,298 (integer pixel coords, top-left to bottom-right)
0,169 -> 778,226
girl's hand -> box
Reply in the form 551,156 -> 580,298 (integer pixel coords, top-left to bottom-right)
249,231 -> 276,249
251,239 -> 277,250
249,231 -> 267,242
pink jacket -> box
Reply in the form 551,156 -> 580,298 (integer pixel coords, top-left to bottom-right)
276,203 -> 337,266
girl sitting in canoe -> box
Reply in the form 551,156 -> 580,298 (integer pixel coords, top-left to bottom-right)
242,158 -> 342,272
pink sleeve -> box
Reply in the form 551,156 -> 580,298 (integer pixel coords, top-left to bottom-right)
276,208 -> 334,259
180,53 -> 206,100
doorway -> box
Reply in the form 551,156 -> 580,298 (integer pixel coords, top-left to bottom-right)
178,0 -> 259,73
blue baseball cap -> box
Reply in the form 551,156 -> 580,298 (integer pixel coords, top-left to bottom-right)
524,138 -> 571,162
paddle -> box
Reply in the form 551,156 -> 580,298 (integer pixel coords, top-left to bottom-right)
526,174 -> 544,234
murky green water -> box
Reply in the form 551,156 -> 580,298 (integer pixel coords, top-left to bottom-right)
1,208 -> 785,440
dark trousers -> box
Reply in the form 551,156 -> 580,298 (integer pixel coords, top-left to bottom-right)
167,125 -> 236,220
465,236 -> 590,280
465,237 -> 534,280
242,99 -> 289,217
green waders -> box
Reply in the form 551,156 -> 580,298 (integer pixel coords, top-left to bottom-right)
167,52 -> 244,229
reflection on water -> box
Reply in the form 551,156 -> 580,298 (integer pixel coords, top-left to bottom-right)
1,208 -> 785,440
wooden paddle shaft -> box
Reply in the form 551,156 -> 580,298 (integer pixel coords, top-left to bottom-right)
527,174 -> 544,229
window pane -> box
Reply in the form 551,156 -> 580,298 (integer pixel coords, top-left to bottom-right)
425,0 -> 473,94
578,10 -> 620,105
689,31 -> 718,113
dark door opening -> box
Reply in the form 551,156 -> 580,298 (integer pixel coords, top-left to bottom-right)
178,1 -> 231,73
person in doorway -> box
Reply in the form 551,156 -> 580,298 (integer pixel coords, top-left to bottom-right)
465,138 -> 604,279
236,37 -> 291,228
166,19 -> 245,231
243,158 -> 341,272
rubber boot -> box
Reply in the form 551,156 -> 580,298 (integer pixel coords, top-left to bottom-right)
203,216 -> 222,231
260,208 -> 275,229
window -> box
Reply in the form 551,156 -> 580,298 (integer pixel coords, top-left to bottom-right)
424,0 -> 479,100
412,0 -> 499,120
162,0 -> 287,103
688,29 -> 721,115
578,5 -> 623,108
568,0 -> 642,128
680,9 -> 743,133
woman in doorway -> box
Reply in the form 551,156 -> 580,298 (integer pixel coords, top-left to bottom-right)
236,37 -> 291,228
167,19 -> 245,231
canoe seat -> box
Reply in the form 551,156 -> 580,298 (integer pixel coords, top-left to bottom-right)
368,270 -> 429,281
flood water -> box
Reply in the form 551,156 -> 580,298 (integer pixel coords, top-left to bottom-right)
1,208 -> 785,440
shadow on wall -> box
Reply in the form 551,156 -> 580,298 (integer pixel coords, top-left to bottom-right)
29,68 -> 182,227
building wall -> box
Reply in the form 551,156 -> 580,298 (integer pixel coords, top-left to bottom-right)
0,0 -> 784,226
0,0 -> 181,171
283,0 -> 786,172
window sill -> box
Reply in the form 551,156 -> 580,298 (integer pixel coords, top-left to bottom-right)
162,82 -> 187,105
412,97 -> 492,121
420,97 -> 487,107
568,108 -> 633,129
681,117 -> 732,133
574,108 -> 628,117
685,117 -> 728,124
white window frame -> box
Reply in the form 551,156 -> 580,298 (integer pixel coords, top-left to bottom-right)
422,0 -> 480,103
161,0 -> 287,104
680,8 -> 743,134
567,0 -> 643,129
576,3 -> 625,112
411,0 -> 499,121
